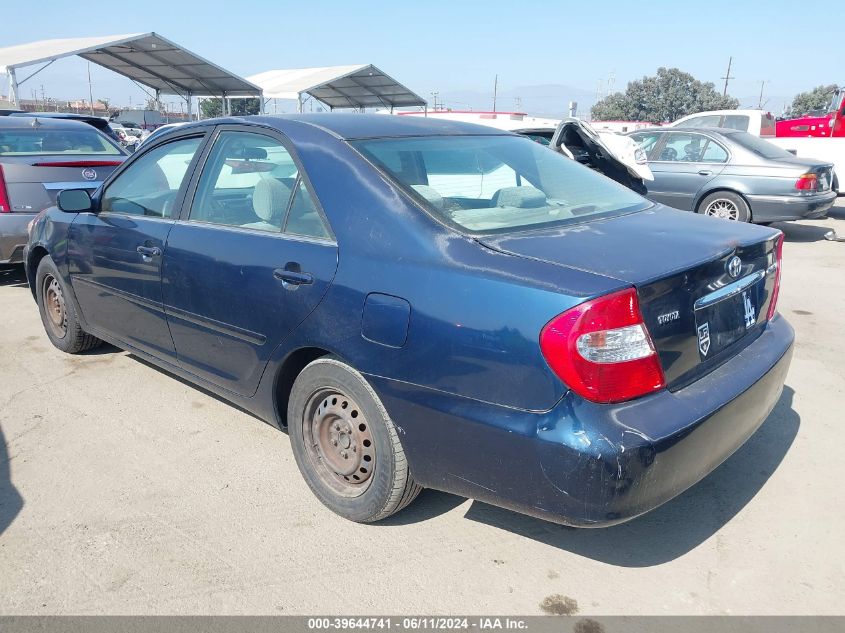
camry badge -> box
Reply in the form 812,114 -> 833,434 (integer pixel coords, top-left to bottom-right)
698,322 -> 711,356
727,256 -> 742,278
82,168 -> 97,181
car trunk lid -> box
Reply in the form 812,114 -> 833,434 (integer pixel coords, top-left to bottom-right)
477,205 -> 782,387
0,156 -> 123,212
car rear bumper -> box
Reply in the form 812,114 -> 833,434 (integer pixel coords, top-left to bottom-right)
0,213 -> 35,264
370,314 -> 794,527
746,191 -> 836,221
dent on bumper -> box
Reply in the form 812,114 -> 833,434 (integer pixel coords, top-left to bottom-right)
370,315 -> 795,527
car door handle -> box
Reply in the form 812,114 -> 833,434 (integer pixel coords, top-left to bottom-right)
698,170 -> 712,176
273,268 -> 313,286
136,245 -> 162,259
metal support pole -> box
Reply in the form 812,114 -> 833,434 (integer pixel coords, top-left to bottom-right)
297,93 -> 303,113
259,92 -> 266,114
155,89 -> 161,112
9,68 -> 19,107
186,91 -> 192,120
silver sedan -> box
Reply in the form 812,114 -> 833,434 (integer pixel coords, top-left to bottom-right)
628,126 -> 837,222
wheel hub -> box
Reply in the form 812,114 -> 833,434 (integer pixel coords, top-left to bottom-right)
706,199 -> 738,221
306,390 -> 375,492
43,275 -> 67,338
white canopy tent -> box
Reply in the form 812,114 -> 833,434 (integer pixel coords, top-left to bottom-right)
0,33 -> 263,117
247,64 -> 426,112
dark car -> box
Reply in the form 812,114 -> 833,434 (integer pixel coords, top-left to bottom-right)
0,116 -> 125,265
628,127 -> 836,222
25,115 -> 793,527
10,111 -> 123,144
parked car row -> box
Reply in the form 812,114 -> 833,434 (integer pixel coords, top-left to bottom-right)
21,114 -> 793,528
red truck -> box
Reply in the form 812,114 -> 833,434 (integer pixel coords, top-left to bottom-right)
776,87 -> 845,138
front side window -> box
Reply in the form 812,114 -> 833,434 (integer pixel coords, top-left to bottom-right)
629,132 -> 662,158
0,128 -> 123,156
101,136 -> 202,217
656,133 -> 707,162
352,135 -> 650,234
190,131 -> 330,238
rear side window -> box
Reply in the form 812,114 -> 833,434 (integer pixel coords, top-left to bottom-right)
0,128 -> 122,156
682,115 -> 721,128
722,115 -> 750,131
760,114 -> 776,137
700,140 -> 729,162
189,130 -> 331,238
101,136 -> 202,217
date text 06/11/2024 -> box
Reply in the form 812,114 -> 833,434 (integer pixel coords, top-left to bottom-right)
306,618 -> 529,630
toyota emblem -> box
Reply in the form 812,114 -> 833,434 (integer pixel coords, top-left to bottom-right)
727,256 -> 742,278
81,168 -> 97,181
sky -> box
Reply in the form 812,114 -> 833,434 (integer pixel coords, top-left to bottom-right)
1,0 -> 838,117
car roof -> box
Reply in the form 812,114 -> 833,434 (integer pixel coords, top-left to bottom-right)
11,112 -> 105,122
0,116 -> 104,130
630,126 -> 737,136
170,113 -> 513,140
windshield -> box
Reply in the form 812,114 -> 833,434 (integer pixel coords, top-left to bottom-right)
351,135 -> 650,234
0,128 -> 123,156
727,130 -> 797,160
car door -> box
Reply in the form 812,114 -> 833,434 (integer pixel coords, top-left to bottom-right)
68,134 -> 207,359
162,126 -> 338,396
642,132 -> 727,210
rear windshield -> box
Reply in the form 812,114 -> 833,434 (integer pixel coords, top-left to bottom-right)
0,128 -> 122,156
726,130 -> 796,160
351,135 -> 650,234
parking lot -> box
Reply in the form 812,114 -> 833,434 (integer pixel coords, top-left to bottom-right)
0,201 -> 843,616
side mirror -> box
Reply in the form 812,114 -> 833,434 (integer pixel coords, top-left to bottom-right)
57,189 -> 93,213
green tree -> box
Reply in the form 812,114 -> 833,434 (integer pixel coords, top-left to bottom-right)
591,67 -> 740,124
785,84 -> 839,117
200,98 -> 261,119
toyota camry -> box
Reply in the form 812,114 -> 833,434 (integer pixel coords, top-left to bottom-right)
24,114 -> 794,526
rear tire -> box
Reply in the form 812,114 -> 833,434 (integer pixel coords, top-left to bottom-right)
287,357 -> 422,522
35,256 -> 101,354
697,191 -> 751,222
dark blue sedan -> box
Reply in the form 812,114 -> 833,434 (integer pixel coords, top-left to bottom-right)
24,114 -> 794,527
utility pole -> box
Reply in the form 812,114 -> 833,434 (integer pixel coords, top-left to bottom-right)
757,80 -> 768,108
87,62 -> 94,115
492,74 -> 498,112
514,96 -> 522,111
721,57 -> 734,97
430,91 -> 439,112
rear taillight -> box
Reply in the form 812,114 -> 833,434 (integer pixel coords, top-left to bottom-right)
540,288 -> 666,404
0,165 -> 10,213
767,233 -> 784,321
795,173 -> 818,191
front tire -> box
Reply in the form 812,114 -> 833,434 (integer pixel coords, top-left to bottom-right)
697,191 -> 751,222
35,256 -> 101,354
288,357 -> 421,522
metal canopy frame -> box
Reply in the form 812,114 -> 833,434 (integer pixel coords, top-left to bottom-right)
248,64 -> 426,112
0,33 -> 263,118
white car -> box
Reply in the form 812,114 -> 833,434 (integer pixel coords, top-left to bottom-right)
669,109 -> 777,137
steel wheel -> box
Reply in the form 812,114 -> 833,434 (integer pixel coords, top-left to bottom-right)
302,388 -> 376,497
704,198 -> 739,220
42,274 -> 67,339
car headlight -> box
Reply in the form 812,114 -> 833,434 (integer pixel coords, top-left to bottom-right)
634,148 -> 647,164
